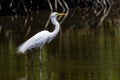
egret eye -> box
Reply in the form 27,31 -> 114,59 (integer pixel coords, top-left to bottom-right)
54,13 -> 58,16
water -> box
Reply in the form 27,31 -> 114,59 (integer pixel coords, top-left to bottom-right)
0,3 -> 120,80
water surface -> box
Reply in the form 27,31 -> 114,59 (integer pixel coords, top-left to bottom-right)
0,3 -> 120,80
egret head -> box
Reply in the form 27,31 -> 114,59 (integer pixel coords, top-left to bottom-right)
50,12 -> 67,18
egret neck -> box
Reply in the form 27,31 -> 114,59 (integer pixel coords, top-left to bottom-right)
49,16 -> 60,42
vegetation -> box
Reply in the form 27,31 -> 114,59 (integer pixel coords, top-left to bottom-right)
0,0 -> 120,16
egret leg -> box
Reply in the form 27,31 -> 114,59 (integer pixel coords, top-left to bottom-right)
39,49 -> 43,66
31,53 -> 35,65
26,52 -> 35,65
26,53 -> 35,80
39,49 -> 43,80
39,62 -> 43,80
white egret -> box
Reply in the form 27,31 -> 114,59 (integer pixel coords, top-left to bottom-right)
17,12 -> 66,54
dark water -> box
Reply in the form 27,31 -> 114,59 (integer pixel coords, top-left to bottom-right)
0,3 -> 120,80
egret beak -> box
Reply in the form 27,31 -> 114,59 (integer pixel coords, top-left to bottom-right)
57,13 -> 67,16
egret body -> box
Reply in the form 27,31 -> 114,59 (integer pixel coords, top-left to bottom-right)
17,12 -> 66,54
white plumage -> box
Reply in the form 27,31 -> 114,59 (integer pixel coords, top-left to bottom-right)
17,12 -> 66,53
17,30 -> 50,53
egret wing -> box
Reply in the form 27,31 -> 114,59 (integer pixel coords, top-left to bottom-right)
17,30 -> 50,53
